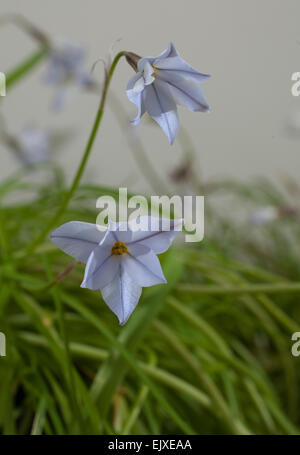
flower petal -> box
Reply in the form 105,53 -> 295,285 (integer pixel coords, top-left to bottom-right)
81,245 -> 119,290
101,264 -> 142,325
52,87 -> 70,111
126,73 -> 146,125
107,220 -> 134,243
137,43 -> 178,70
128,217 -> 183,254
43,63 -> 65,84
127,72 -> 144,97
154,56 -> 210,82
77,71 -> 94,87
143,80 -> 179,144
153,42 -> 178,61
157,73 -> 210,112
133,92 -> 146,126
124,245 -> 166,287
50,221 -> 105,263
141,61 -> 156,86
132,76 -> 145,93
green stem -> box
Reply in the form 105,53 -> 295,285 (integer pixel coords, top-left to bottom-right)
121,350 -> 156,434
31,397 -> 47,435
176,282 -> 300,295
25,51 -> 127,256
153,319 -> 252,435
256,293 -> 299,334
166,296 -> 284,402
6,48 -> 49,91
42,255 -> 80,431
18,331 -> 212,410
61,291 -> 195,434
121,381 -> 149,435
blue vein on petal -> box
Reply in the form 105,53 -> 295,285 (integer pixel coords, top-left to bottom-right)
129,230 -> 171,245
84,254 -> 112,284
156,67 -> 209,77
151,84 -> 173,141
158,76 -> 208,111
51,234 -> 98,246
128,253 -> 164,282
118,263 -> 125,323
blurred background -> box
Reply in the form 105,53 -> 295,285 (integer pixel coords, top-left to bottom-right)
1,0 -> 300,192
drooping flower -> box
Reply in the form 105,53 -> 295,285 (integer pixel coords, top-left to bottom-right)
126,42 -> 210,144
51,217 -> 183,324
43,39 -> 93,110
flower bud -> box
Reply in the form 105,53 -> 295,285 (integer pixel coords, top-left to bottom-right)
125,52 -> 141,72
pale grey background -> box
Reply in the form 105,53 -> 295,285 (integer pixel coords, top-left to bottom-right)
1,0 -> 300,193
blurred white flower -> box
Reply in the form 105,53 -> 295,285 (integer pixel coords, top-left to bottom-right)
43,39 -> 92,110
250,206 -> 278,225
16,127 -> 50,165
126,42 -> 210,144
51,217 -> 182,325
0,122 -> 75,166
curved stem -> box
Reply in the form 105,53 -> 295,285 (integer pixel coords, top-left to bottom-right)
25,51 -> 127,256
18,331 -> 211,408
176,281 -> 300,295
153,319 -> 252,435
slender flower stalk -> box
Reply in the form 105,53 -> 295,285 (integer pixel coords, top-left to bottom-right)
176,282 -> 300,295
0,13 -> 51,47
25,51 -> 127,257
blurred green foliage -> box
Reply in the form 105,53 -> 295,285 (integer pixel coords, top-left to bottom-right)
0,164 -> 300,435
1,45 -> 300,436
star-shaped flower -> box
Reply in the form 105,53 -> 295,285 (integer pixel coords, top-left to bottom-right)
51,217 -> 182,324
126,42 -> 210,144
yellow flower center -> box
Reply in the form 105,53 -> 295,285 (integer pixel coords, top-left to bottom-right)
111,241 -> 128,256
152,65 -> 158,78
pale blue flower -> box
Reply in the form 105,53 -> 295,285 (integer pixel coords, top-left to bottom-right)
126,42 -> 210,144
16,127 -> 50,165
250,206 -> 278,225
51,217 -> 182,324
43,40 -> 92,110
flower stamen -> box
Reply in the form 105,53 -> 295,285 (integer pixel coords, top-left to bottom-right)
151,66 -> 158,78
111,241 -> 128,256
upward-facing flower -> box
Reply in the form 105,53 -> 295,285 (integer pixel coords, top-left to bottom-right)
51,217 -> 182,325
126,43 -> 210,144
43,39 -> 93,110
